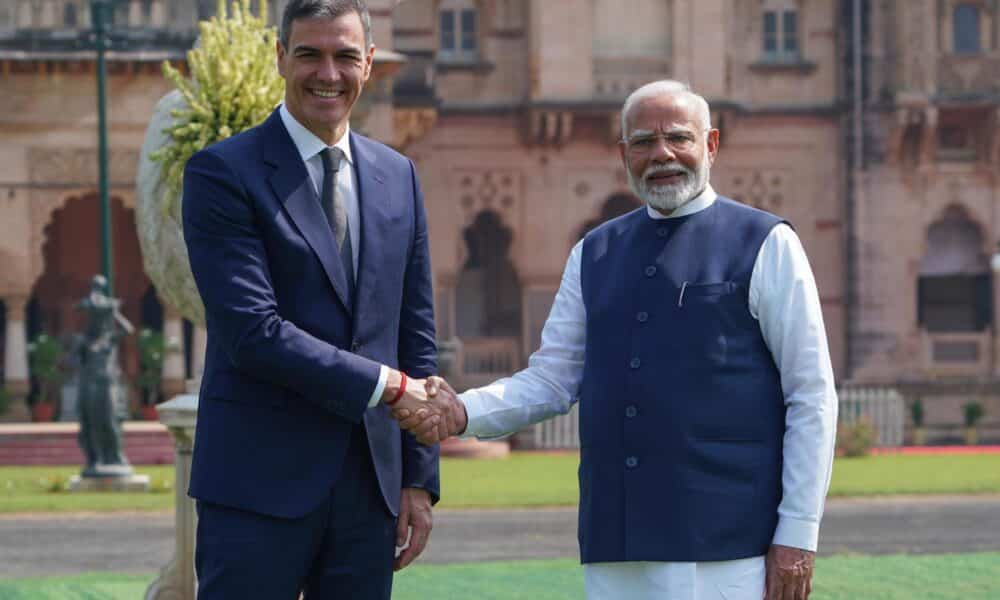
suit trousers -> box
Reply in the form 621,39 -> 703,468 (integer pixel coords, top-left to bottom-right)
195,425 -> 397,599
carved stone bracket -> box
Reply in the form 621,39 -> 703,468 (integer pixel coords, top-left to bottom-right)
525,110 -> 573,146
886,104 -> 937,170
393,107 -> 438,150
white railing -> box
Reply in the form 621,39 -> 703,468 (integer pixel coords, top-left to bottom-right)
530,403 -> 580,449
838,387 -> 905,447
523,387 -> 906,450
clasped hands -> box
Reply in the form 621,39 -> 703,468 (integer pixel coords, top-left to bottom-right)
385,373 -> 467,445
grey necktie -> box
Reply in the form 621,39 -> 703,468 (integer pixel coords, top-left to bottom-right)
320,147 -> 355,300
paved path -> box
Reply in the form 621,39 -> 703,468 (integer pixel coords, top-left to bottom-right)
1,496 -> 998,578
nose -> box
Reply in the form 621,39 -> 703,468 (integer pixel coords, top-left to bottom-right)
315,56 -> 341,83
649,136 -> 676,163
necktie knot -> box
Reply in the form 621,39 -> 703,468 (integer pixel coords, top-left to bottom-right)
321,147 -> 344,175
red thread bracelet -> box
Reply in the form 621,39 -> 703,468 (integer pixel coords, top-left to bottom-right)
387,372 -> 407,406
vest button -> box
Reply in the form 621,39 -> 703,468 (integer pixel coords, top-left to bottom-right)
351,341 -> 361,352
625,456 -> 639,468
657,227 -> 668,238
625,406 -> 637,418
629,357 -> 641,369
636,311 -> 649,323
644,265 -> 657,277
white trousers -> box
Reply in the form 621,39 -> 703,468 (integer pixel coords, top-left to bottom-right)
584,556 -> 765,600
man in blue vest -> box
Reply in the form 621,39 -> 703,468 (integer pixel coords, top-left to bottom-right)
403,80 -> 838,600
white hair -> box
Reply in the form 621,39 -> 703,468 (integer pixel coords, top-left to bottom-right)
620,80 -> 712,139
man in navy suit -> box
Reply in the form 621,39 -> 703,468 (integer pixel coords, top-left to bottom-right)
182,1 -> 447,597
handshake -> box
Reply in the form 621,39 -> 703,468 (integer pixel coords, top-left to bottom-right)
382,372 -> 467,446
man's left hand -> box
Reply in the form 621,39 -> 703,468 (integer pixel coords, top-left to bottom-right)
765,544 -> 814,600
394,488 -> 433,571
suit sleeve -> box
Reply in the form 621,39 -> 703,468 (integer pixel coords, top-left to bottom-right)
397,159 -> 441,503
182,148 -> 381,423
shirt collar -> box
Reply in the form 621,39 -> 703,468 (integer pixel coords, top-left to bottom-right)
279,103 -> 354,166
645,184 -> 717,220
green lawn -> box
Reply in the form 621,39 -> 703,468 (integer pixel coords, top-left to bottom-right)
1,453 -> 999,513
1,553 -> 998,599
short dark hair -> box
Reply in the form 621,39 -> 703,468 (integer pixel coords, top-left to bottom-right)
279,0 -> 373,51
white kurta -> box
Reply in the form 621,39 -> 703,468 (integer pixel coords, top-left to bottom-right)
459,186 -> 838,599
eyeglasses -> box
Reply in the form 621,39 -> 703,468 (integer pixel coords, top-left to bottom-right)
621,129 -> 710,155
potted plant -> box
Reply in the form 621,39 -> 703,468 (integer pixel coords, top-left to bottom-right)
136,328 -> 165,420
27,334 -> 64,422
962,401 -> 984,445
910,399 -> 925,446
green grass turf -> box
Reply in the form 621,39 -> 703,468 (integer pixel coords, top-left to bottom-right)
1,453 -> 999,513
0,553 -> 998,599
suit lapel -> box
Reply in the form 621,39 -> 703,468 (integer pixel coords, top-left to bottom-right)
262,111 -> 353,315
351,133 -> 389,327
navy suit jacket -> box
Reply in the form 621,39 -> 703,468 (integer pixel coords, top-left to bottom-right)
182,109 -> 439,519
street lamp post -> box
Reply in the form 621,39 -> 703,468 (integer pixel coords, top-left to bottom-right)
90,0 -> 117,294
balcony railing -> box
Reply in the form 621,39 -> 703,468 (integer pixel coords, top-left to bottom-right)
937,54 -> 1000,98
922,331 -> 991,377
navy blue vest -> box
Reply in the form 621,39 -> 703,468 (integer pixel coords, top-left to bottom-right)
578,196 -> 787,563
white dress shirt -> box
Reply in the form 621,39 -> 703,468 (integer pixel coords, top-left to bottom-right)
278,105 -> 388,407
459,185 -> 838,600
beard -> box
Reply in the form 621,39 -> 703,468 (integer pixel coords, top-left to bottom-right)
628,159 -> 710,213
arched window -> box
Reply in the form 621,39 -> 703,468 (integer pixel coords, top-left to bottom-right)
954,4 -> 981,54
577,193 -> 641,240
455,211 -> 522,338
917,206 -> 991,332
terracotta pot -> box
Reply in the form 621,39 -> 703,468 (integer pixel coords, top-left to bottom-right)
141,404 -> 160,421
31,402 -> 56,422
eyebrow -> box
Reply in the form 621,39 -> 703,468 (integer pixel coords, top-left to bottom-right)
292,44 -> 364,56
626,127 -> 696,140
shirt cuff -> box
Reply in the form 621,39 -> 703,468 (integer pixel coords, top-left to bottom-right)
456,387 -> 512,441
772,515 -> 820,552
367,365 -> 389,408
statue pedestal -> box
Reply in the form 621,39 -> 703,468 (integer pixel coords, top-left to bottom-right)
69,473 -> 150,492
145,394 -> 198,600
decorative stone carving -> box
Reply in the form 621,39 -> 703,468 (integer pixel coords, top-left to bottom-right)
135,90 -> 205,324
727,169 -> 790,212
453,169 -> 522,227
28,147 -> 139,187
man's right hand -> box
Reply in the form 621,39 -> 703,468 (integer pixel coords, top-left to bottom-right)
384,372 -> 466,445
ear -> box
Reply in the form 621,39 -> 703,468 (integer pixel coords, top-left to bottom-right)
362,43 -> 376,83
617,140 -> 629,172
276,39 -> 287,79
706,128 -> 720,165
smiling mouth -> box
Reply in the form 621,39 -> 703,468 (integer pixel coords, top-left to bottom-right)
646,171 -> 687,185
310,89 -> 344,99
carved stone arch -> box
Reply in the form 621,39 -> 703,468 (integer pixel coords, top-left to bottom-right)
919,203 -> 989,276
576,191 -> 641,241
455,209 -> 523,338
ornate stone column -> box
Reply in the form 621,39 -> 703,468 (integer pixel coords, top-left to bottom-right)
161,302 -> 187,399
145,394 -> 198,600
2,296 -> 30,422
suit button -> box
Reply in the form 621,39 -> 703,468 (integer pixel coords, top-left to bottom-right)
629,357 -> 641,369
625,456 -> 639,468
351,342 -> 360,352
636,311 -> 649,323
625,406 -> 637,418
644,265 -> 657,277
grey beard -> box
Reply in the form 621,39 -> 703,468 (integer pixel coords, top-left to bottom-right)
628,162 -> 709,213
